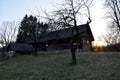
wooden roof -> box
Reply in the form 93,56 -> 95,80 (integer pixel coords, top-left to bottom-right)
38,23 -> 94,43
8,43 -> 34,52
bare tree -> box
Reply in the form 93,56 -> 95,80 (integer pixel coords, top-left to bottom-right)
44,0 -> 93,64
104,0 -> 120,45
103,24 -> 120,45
0,21 -> 18,59
105,0 -> 120,30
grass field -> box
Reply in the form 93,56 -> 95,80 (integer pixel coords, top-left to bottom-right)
0,52 -> 120,80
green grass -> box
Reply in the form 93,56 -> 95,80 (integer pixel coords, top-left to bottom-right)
0,52 -> 120,80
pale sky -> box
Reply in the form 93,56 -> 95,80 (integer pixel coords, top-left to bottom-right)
0,0 -> 107,44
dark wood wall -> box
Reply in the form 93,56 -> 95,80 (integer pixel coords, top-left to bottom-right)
36,36 -> 92,51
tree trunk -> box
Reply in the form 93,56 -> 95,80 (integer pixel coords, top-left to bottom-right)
34,46 -> 37,55
70,28 -> 77,64
70,45 -> 76,64
34,42 -> 37,55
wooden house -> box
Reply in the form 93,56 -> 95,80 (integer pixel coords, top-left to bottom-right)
34,23 -> 94,51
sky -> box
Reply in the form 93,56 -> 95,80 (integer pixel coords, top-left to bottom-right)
0,0 -> 107,45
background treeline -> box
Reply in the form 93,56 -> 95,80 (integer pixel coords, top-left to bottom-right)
94,43 -> 120,52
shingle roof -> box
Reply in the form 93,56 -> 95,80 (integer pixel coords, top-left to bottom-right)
8,43 -> 34,52
38,24 -> 94,42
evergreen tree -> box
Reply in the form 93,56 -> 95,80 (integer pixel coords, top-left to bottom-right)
16,14 -> 48,55
16,14 -> 33,43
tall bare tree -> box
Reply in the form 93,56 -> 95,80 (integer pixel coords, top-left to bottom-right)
0,21 -> 18,59
105,0 -> 120,30
104,0 -> 120,44
44,0 -> 93,64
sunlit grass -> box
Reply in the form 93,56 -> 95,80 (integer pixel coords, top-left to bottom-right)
0,52 -> 120,80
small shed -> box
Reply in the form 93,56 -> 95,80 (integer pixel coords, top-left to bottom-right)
8,43 -> 34,54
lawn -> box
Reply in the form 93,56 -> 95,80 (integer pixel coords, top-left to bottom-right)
0,52 -> 120,80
